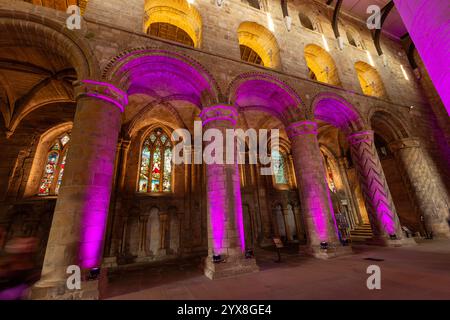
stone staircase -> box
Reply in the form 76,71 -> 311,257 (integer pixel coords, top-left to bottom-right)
350,223 -> 373,242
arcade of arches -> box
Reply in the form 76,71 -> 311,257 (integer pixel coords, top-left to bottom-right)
1,0 -> 449,300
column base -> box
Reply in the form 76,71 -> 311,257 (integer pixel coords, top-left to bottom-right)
204,254 -> 259,280
366,236 -> 417,247
299,243 -> 353,259
30,279 -> 100,300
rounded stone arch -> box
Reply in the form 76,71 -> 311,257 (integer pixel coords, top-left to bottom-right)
227,72 -> 306,126
0,11 -> 100,136
102,48 -> 221,108
304,44 -> 341,86
144,0 -> 203,48
237,22 -> 281,69
345,25 -> 364,49
0,11 -> 98,80
368,108 -> 411,143
311,92 -> 366,134
355,61 -> 387,98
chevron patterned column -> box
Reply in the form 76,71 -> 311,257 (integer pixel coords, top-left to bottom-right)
347,131 -> 406,244
389,138 -> 450,238
288,121 -> 352,258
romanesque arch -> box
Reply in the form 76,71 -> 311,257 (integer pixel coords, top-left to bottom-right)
237,22 -> 281,69
369,109 -> 450,238
103,48 -> 220,109
227,72 -> 305,126
0,12 -> 98,135
144,0 -> 203,48
355,61 -> 387,98
304,44 -> 341,86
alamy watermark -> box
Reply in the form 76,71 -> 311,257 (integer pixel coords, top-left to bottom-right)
171,121 -> 280,176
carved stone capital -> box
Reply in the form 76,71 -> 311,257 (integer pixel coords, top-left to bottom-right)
286,121 -> 318,139
347,130 -> 374,145
199,105 -> 238,127
74,80 -> 128,112
388,137 -> 420,152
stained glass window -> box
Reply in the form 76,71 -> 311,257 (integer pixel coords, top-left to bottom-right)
272,150 -> 288,185
139,128 -> 173,193
38,132 -> 71,196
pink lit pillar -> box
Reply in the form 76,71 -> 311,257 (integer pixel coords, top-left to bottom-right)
287,121 -> 341,256
33,80 -> 126,298
393,0 -> 450,115
348,131 -> 404,243
200,105 -> 258,279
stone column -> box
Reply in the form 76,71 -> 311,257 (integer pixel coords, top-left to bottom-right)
393,0 -> 450,114
287,121 -> 351,258
282,207 -> 293,241
200,105 -> 258,279
347,131 -> 415,246
389,138 -> 450,238
32,80 -> 127,299
337,157 -> 363,227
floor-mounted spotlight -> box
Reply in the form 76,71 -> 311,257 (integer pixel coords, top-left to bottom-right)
320,241 -> 329,250
213,254 -> 223,263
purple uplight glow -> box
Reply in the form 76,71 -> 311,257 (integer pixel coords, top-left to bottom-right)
78,189 -> 111,269
81,80 -> 128,112
234,162 -> 246,252
394,0 -> 450,115
207,163 -> 226,255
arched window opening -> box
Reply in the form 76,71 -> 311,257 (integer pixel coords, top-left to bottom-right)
38,132 -> 71,196
299,13 -> 314,31
148,22 -> 195,47
144,0 -> 202,48
243,0 -> 261,10
24,0 -> 88,14
346,31 -> 357,47
238,22 -> 281,69
355,61 -> 387,98
240,45 -> 264,66
304,44 -> 341,86
139,128 -> 173,193
374,133 -> 392,160
272,149 -> 289,185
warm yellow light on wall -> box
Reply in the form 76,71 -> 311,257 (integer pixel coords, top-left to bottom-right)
366,50 -> 375,67
144,0 -> 202,48
304,44 -> 341,86
238,21 -> 281,69
267,13 -> 275,32
400,64 -> 410,80
321,34 -> 330,52
355,61 -> 386,98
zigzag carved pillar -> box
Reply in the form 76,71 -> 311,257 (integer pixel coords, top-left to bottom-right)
348,131 -> 415,246
389,138 -> 450,238
32,80 -> 127,299
287,121 -> 351,258
200,105 -> 258,279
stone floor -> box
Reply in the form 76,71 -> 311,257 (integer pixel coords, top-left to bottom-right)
104,240 -> 450,300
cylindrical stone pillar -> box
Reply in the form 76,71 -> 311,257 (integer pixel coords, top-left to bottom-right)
389,138 -> 450,238
287,121 -> 350,258
32,80 -> 127,299
348,131 -> 415,246
200,105 -> 258,279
